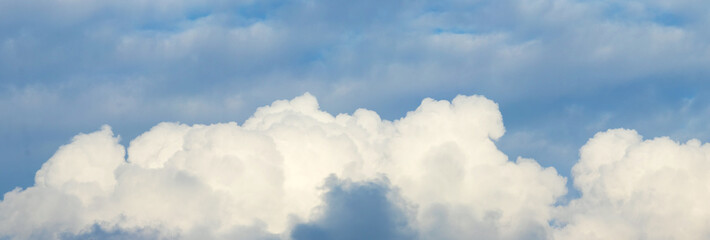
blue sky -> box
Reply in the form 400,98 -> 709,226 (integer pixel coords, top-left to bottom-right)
2,0 -> 710,239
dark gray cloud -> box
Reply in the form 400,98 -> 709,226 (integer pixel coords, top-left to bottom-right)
291,175 -> 416,240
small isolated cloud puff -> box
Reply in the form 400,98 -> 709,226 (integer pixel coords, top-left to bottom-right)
1,93 -> 709,240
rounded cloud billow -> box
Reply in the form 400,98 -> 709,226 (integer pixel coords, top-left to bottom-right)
1,94 -> 709,240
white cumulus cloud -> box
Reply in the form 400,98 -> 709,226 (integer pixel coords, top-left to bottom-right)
554,129 -> 710,239
1,93 -> 709,239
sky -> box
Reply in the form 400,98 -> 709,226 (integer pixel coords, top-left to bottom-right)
1,0 -> 710,239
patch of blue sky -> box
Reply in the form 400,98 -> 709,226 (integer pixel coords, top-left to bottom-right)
185,10 -> 212,22
653,12 -> 685,27
423,0 -> 489,14
136,2 -> 279,32
431,27 -> 480,35
136,13 -> 210,32
232,2 -> 278,22
601,1 -> 686,27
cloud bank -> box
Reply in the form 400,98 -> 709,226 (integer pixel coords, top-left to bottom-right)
1,94 -> 709,239
4,0 -> 710,203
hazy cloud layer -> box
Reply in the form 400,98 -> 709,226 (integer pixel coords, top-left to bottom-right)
2,94 -> 709,239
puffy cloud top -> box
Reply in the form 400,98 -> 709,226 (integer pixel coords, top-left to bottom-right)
1,94 -> 710,239
555,129 -> 710,239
